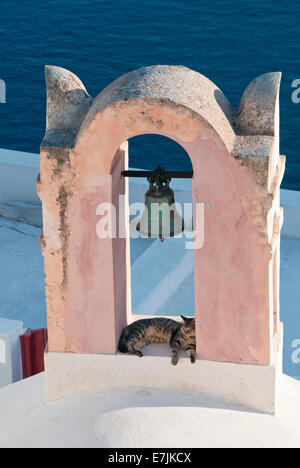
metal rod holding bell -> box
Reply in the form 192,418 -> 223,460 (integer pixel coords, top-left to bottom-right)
122,167 -> 192,242
121,170 -> 193,179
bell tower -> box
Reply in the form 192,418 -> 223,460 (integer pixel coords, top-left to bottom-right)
39,65 -> 284,414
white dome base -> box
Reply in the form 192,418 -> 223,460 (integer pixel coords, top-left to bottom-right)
0,372 -> 299,448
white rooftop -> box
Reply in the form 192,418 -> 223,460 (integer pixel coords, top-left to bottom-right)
0,372 -> 299,448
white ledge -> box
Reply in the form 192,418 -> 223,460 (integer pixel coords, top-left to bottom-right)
45,325 -> 283,415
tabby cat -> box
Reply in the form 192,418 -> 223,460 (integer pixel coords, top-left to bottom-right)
118,316 -> 196,365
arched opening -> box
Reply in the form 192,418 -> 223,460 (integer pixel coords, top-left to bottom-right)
127,135 -> 195,320
129,134 -> 193,172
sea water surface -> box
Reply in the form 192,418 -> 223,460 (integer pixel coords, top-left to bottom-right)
0,1 -> 300,188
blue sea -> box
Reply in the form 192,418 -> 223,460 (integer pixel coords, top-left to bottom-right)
0,0 -> 300,189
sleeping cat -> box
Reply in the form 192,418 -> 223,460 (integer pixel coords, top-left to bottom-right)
118,316 -> 196,365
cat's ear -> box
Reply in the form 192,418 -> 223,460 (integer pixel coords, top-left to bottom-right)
181,316 -> 195,324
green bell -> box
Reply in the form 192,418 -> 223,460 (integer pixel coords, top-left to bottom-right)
137,167 -> 185,241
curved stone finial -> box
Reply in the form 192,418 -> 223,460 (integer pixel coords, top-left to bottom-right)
235,72 -> 282,136
79,65 -> 235,151
44,66 -> 92,141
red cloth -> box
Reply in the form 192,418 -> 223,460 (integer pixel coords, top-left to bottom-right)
20,329 -> 48,379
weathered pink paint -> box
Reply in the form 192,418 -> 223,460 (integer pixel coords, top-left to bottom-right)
38,65 -> 284,365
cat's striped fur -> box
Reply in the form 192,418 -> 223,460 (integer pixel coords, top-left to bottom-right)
118,316 -> 196,365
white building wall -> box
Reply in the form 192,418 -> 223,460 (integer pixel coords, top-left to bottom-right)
0,318 -> 24,388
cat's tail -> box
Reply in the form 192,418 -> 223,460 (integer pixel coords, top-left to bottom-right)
118,329 -> 128,353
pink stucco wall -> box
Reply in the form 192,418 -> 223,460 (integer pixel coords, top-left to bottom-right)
39,66 -> 283,366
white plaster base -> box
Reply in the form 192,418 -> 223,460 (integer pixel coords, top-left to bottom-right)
45,326 -> 283,415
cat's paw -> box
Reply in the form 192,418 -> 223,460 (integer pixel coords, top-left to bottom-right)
136,351 -> 143,358
171,356 -> 179,366
190,355 -> 196,364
